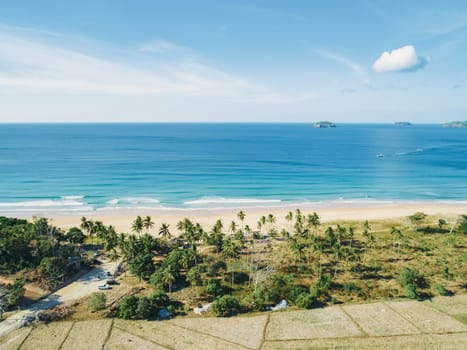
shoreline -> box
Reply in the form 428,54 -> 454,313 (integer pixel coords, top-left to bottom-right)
3,200 -> 465,233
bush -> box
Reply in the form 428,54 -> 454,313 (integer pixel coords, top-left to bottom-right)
287,285 -> 308,304
186,266 -> 203,286
118,295 -> 139,319
317,273 -> 332,290
434,283 -> 450,296
397,268 -> 419,288
212,295 -> 240,317
295,293 -> 314,309
205,278 -> 224,297
118,292 -> 170,320
88,292 -> 106,312
404,283 -> 419,299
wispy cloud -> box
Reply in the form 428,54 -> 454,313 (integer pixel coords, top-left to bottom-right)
138,39 -> 192,54
0,26 -> 289,101
315,49 -> 369,83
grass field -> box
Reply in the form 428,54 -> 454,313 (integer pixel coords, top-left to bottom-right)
2,294 -> 466,350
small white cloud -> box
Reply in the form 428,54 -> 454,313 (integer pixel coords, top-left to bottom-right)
372,45 -> 427,73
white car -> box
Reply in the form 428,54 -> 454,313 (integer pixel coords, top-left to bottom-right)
98,284 -> 111,290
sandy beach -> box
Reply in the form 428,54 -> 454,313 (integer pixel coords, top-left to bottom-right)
16,201 -> 466,234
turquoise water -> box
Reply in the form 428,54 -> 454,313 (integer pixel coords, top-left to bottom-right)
0,123 -> 466,214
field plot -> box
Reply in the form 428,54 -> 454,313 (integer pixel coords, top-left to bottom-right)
19,321 -> 73,350
0,327 -> 31,350
60,319 -> 112,350
265,307 -> 363,340
262,334 -> 440,350
170,315 -> 268,349
424,294 -> 467,324
388,300 -> 467,333
431,333 -> 467,349
114,319 -> 249,350
104,328 -> 169,350
342,302 -> 420,336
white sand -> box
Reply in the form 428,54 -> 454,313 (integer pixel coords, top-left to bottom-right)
20,201 -> 467,234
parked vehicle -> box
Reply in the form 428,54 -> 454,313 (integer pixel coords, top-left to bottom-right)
98,284 -> 111,290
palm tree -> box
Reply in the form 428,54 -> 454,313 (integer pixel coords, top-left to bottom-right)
143,216 -> 154,234
391,226 -> 402,257
266,213 -> 276,232
308,212 -> 320,237
285,211 -> 293,231
222,238 -> 240,286
237,211 -> 246,229
290,238 -> 306,265
158,223 -> 171,240
162,267 -> 176,293
336,225 -> 346,247
229,220 -> 237,234
348,227 -> 354,248
131,216 -> 143,236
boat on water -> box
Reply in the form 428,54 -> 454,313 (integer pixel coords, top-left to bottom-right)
376,153 -> 384,158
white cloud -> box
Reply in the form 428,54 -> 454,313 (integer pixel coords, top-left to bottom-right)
372,45 -> 427,73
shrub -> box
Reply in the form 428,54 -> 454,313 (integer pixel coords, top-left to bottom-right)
295,293 -> 314,309
434,283 -> 450,296
118,295 -> 138,319
88,292 -> 106,312
205,278 -> 223,297
397,268 -> 419,288
317,273 -> 332,290
212,295 -> 240,317
186,266 -> 203,286
287,285 -> 308,304
404,283 -> 419,299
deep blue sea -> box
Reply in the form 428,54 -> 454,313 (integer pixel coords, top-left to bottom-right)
0,123 -> 466,214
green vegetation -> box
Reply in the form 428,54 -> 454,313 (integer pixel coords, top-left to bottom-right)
88,292 -> 106,312
118,292 -> 171,320
0,279 -> 25,317
0,216 -> 91,294
86,211 -> 466,318
1,210 -> 465,320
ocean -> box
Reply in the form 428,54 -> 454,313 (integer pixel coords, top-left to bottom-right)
0,123 -> 466,214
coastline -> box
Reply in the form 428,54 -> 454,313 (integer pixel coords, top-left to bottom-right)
5,200 -> 465,233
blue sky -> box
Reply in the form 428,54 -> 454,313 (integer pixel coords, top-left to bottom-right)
0,0 -> 466,122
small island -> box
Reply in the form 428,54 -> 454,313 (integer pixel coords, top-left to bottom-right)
314,121 -> 336,128
395,122 -> 411,126
443,121 -> 467,128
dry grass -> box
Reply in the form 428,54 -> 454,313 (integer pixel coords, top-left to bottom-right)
342,302 -> 420,336
262,334 -> 451,350
60,319 -> 112,350
2,294 -> 467,350
113,319 -> 249,350
265,307 -> 363,340
19,321 -> 73,350
387,300 -> 467,333
0,327 -> 31,350
170,314 -> 268,349
104,327 -> 168,350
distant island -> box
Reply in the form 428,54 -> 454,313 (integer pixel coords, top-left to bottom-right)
394,122 -> 411,126
443,121 -> 467,128
314,121 -> 336,128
